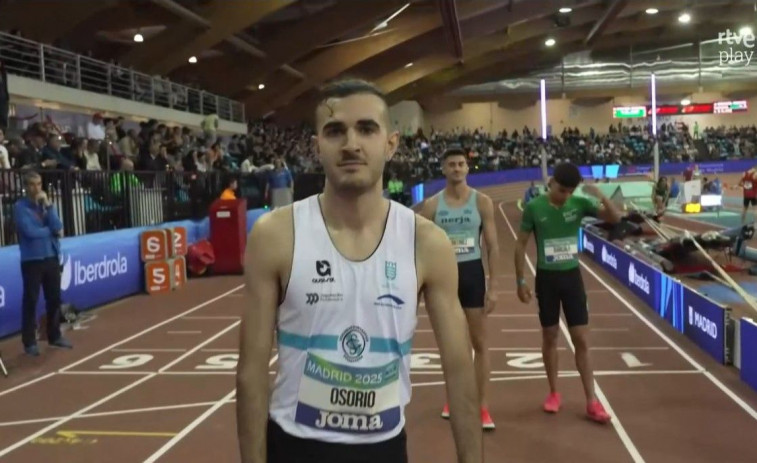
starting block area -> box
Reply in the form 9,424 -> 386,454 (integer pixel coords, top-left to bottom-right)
1,188 -> 757,462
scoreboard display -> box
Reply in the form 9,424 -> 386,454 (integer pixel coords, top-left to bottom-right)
612,100 -> 748,118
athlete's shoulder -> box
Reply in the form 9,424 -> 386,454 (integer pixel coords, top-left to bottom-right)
415,213 -> 450,245
248,205 -> 294,246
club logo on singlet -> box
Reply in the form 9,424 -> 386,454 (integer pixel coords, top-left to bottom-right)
385,261 -> 397,280
340,326 -> 368,362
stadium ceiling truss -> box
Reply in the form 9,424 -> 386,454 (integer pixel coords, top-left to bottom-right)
2,0 -> 756,122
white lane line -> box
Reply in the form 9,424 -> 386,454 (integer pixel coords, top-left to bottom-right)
112,348 -> 187,353
56,284 -> 244,374
0,322 -> 244,458
141,354 -> 277,463
578,255 -> 757,421
499,201 -> 646,463
167,331 -> 202,335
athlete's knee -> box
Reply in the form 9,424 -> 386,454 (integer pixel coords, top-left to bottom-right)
542,326 -> 559,347
569,329 -> 589,352
469,326 -> 487,353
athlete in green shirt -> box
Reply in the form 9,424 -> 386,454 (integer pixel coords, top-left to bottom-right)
514,162 -> 622,424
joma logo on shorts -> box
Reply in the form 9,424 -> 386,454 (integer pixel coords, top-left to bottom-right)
314,411 -> 383,431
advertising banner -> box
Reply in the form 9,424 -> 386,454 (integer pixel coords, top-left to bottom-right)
739,318 -> 757,393
683,287 -> 728,364
0,210 -> 267,339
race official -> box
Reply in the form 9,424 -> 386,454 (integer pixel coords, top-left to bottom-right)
14,171 -> 72,356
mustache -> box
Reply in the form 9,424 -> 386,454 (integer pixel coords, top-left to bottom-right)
337,152 -> 366,164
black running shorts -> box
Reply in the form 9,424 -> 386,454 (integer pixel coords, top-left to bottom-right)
534,267 -> 588,328
744,197 -> 757,208
457,259 -> 486,309
266,419 -> 408,463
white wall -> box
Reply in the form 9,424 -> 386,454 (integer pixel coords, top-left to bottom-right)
423,92 -> 757,135
389,100 -> 424,135
7,75 -> 248,135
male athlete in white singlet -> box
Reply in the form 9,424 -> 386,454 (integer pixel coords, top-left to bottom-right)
236,79 -> 483,463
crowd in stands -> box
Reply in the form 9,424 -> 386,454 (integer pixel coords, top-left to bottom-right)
2,113 -> 756,183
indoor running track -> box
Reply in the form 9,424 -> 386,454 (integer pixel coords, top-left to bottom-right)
1,186 -> 757,462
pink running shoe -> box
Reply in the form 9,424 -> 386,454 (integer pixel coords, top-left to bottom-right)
481,408 -> 495,430
441,403 -> 450,419
543,392 -> 561,413
587,400 -> 612,424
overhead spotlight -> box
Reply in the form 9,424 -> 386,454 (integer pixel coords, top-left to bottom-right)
133,33 -> 144,42
258,84 -> 265,90
404,62 -> 414,68
678,13 -> 691,23
559,7 -> 572,13
545,38 -> 556,47
681,98 -> 691,106
645,8 -> 659,15
188,56 -> 198,64
739,26 -> 754,37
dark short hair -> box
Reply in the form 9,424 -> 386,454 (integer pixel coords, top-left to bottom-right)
314,78 -> 390,127
442,145 -> 467,161
552,162 -> 582,189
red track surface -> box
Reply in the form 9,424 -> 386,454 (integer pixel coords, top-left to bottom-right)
1,184 -> 757,462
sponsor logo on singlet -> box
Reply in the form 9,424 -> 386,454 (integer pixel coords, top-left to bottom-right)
313,260 -> 335,284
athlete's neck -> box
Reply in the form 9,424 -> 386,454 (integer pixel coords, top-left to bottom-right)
444,181 -> 470,200
320,182 -> 389,231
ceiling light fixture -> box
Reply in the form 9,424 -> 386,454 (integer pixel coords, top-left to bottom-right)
545,38 -> 556,47
258,84 -> 265,90
404,62 -> 414,68
133,33 -> 144,42
559,7 -> 572,13
645,8 -> 659,15
678,13 -> 691,23
188,56 -> 197,64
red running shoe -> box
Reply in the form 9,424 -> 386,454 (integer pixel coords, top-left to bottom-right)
481,408 -> 495,430
587,400 -> 612,424
543,392 -> 561,413
441,403 -> 450,419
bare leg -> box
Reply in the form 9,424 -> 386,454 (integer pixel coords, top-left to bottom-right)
541,326 -> 560,394
464,308 -> 489,408
568,325 -> 596,403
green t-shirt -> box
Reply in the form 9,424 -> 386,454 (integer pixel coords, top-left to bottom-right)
520,194 -> 598,271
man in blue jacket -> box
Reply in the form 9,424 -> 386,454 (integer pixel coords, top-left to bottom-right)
14,171 -> 72,356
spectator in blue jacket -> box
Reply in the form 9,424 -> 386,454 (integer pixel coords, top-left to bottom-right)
14,170 -> 72,356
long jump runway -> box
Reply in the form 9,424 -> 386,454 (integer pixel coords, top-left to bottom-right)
1,190 -> 757,461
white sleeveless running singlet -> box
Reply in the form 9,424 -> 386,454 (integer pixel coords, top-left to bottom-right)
268,195 -> 419,444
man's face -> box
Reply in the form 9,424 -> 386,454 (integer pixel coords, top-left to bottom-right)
548,179 -> 575,206
442,154 -> 469,184
315,93 -> 398,193
49,136 -> 62,150
26,175 -> 42,198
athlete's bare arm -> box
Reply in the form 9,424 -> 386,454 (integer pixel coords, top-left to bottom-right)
477,193 -> 501,312
514,230 -> 533,303
418,195 -> 438,221
237,207 -> 293,463
416,216 -> 483,463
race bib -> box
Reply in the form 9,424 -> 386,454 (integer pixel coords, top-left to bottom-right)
450,234 -> 475,255
294,353 -> 401,434
544,237 -> 578,263
745,181 -> 753,190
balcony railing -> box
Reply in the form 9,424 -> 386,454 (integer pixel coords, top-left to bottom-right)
0,31 -> 246,124
0,169 -> 266,247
